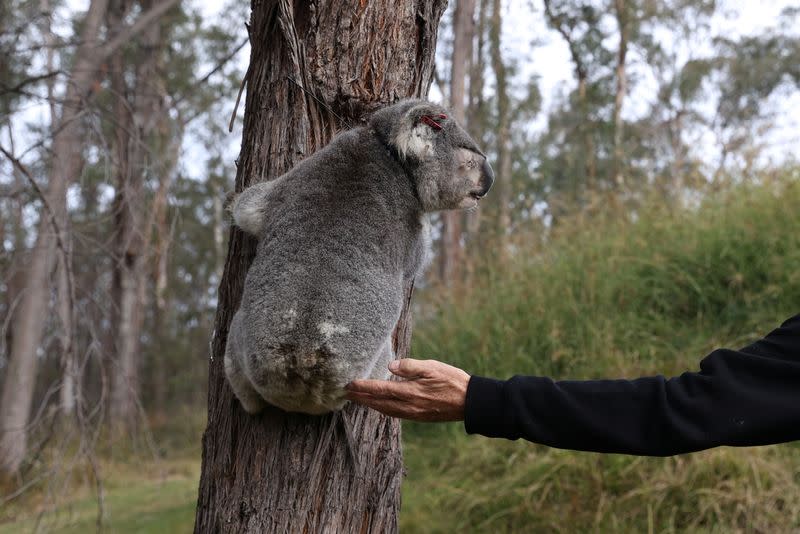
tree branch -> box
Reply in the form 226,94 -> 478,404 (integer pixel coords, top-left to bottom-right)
172,37 -> 249,110
0,70 -> 63,97
99,0 -> 181,62
0,145 -> 63,248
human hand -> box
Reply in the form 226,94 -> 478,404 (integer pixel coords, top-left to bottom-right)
344,358 -> 470,421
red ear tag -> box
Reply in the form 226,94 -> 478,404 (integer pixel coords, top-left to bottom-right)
420,115 -> 444,130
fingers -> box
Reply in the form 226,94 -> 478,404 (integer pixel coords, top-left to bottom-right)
345,391 -> 409,417
344,379 -> 422,417
388,358 -> 434,379
345,391 -> 430,421
345,379 -> 415,399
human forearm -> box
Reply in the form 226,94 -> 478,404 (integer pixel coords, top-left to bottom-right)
465,329 -> 800,456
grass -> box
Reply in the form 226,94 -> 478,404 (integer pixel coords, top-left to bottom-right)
402,173 -> 800,532
402,426 -> 800,532
3,174 -> 800,532
0,410 -> 204,533
0,458 -> 198,534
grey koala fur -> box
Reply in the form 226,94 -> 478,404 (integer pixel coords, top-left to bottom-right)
225,99 -> 494,415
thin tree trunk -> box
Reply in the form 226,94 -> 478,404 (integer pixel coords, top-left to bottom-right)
578,77 -> 597,193
670,109 -> 685,198
1,124 -> 25,385
41,0 -> 57,125
543,0 -> 595,197
56,253 -> 77,417
440,0 -> 476,284
108,0 -> 136,431
193,1 -> 446,532
109,0 -> 168,432
466,0 -> 487,238
613,0 -> 629,189
489,0 -> 511,249
39,0 -> 79,419
150,207 -> 170,418
150,132 -> 179,419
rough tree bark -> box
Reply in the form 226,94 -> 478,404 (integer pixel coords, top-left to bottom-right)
0,0 -> 180,477
193,1 -> 446,532
440,0 -> 476,284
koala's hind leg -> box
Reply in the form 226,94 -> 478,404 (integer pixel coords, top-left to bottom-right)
225,311 -> 268,414
225,351 -> 267,414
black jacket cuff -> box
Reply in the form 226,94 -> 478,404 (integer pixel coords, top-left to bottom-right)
464,375 -> 516,438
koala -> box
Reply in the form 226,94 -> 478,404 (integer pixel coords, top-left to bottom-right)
225,99 -> 494,415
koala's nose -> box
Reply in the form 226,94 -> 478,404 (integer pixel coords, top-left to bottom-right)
479,158 -> 494,197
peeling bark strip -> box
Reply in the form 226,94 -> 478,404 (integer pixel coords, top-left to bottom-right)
193,1 -> 446,533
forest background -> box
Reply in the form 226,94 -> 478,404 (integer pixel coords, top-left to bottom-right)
1,0 -> 799,531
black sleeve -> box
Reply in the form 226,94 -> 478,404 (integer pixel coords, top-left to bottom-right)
463,314 -> 800,456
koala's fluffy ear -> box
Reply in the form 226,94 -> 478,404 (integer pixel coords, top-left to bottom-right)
392,104 -> 448,161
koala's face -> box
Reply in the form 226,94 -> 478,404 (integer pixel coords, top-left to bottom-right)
375,101 -> 495,212
449,147 -> 495,209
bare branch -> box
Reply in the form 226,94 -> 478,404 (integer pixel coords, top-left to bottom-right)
0,70 -> 63,97
172,37 -> 249,110
99,0 -> 181,62
0,146 -> 62,250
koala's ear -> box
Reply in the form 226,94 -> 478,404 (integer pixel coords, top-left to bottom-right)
392,106 -> 447,161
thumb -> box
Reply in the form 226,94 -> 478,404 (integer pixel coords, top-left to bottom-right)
389,358 -> 430,379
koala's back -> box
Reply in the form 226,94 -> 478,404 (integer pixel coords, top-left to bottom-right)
230,128 -> 423,414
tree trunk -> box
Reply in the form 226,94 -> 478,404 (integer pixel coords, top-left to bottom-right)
670,109 -> 685,198
193,1 -> 446,532
109,0 -> 168,432
466,0 -> 488,239
0,125 -> 26,400
578,76 -> 596,193
57,252 -> 77,417
39,0 -> 80,419
150,137 -> 178,419
108,0 -> 140,432
489,0 -> 511,249
612,0 -> 628,189
440,0 -> 476,284
543,0 -> 595,197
